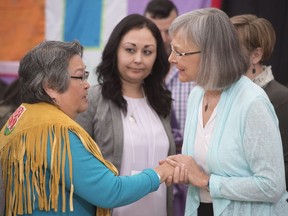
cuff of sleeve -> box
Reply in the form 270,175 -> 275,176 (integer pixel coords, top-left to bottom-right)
142,169 -> 160,191
209,174 -> 222,198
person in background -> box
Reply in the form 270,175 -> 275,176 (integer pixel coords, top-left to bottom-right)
76,14 -> 175,216
166,8 -> 288,216
230,14 -> 288,190
144,1 -> 192,215
144,0 -> 195,143
0,163 -> 4,216
221,0 -> 288,86
0,40 -> 175,216
0,78 -> 21,129
0,79 -> 7,100
144,0 -> 177,55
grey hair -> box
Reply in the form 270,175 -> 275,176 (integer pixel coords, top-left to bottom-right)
19,40 -> 83,104
169,8 -> 249,91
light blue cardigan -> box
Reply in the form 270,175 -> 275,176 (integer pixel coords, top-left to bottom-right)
182,76 -> 288,216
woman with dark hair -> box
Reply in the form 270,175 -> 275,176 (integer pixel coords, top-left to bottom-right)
165,8 -> 288,216
77,14 -> 175,216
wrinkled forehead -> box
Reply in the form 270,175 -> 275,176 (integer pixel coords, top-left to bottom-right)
170,28 -> 196,48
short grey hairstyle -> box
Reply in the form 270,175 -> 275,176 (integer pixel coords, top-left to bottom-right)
19,40 -> 83,104
169,8 -> 249,91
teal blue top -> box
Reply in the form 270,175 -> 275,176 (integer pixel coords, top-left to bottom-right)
183,76 -> 288,216
19,131 -> 160,216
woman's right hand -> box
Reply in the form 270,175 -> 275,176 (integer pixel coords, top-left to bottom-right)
154,162 -> 175,184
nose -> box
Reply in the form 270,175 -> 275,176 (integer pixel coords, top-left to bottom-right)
134,51 -> 143,64
83,80 -> 90,89
168,52 -> 177,64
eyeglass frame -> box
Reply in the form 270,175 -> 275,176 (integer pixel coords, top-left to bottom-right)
70,71 -> 90,83
170,44 -> 201,57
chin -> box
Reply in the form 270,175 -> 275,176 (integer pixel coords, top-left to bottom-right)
80,104 -> 88,113
178,76 -> 189,83
179,73 -> 195,83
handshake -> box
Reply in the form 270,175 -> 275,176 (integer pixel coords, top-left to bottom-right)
154,154 -> 210,190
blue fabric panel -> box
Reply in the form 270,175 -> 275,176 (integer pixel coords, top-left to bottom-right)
64,0 -> 102,47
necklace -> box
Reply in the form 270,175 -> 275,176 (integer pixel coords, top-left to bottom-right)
129,113 -> 137,123
127,88 -> 145,123
204,103 -> 208,112
125,99 -> 158,172
204,90 -> 222,113
129,103 -> 138,123
127,97 -> 144,123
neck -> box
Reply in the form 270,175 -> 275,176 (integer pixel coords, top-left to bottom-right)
246,64 -> 263,80
203,90 -> 221,112
205,90 -> 221,98
122,83 -> 144,98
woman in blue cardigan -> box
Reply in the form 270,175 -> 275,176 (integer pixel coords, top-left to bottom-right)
166,8 -> 288,216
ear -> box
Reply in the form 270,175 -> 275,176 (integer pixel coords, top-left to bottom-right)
250,47 -> 263,65
43,83 -> 58,99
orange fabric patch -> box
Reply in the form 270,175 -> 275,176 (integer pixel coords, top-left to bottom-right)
0,0 -> 45,61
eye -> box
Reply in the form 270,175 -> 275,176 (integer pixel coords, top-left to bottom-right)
174,49 -> 183,56
143,50 -> 153,55
125,48 -> 135,53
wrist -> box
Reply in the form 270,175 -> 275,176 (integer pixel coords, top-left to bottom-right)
154,167 -> 163,183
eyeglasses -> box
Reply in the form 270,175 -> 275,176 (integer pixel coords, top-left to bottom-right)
170,44 -> 201,57
70,71 -> 90,83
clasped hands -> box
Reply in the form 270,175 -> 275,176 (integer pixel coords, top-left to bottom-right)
154,154 -> 210,189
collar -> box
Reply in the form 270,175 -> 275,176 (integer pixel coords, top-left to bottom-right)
252,65 -> 274,88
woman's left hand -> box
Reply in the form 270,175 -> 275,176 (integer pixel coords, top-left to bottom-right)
158,158 -> 188,185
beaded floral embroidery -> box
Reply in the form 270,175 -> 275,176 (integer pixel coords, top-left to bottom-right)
4,105 -> 26,135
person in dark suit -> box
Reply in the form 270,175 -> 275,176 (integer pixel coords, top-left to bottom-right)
231,14 -> 288,190
221,0 -> 288,85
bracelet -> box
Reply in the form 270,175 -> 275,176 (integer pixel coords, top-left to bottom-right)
156,173 -> 161,182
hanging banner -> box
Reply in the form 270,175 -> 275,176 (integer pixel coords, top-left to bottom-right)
0,0 -> 218,85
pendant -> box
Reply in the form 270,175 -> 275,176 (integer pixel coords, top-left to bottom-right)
204,103 -> 208,112
129,114 -> 136,123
